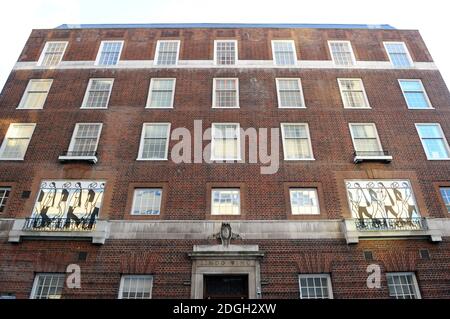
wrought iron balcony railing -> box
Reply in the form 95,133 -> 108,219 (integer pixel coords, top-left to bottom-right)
353,150 -> 392,163
23,217 -> 97,232
354,217 -> 426,231
58,151 -> 98,163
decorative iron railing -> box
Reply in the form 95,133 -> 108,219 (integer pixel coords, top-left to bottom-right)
59,151 -> 98,157
354,217 -> 426,231
353,150 -> 391,157
23,217 -> 96,232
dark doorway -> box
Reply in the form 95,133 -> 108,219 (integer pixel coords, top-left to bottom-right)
203,274 -> 249,299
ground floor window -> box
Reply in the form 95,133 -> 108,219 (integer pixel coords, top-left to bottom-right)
298,274 -> 333,299
30,273 -> 65,299
386,272 -> 421,299
118,275 -> 153,299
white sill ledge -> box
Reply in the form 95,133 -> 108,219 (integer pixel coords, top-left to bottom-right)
58,155 -> 98,164
354,155 -> 393,163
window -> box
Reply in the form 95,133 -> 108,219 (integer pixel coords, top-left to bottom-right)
138,123 -> 171,160
298,274 -> 333,299
328,41 -> 356,66
30,180 -> 105,228
281,123 -> 314,160
440,187 -> 450,213
18,79 -> 53,109
67,123 -> 102,156
0,123 -> 36,160
155,40 -> 180,65
338,79 -> 370,109
386,273 -> 421,299
0,187 -> 11,213
213,78 -> 239,108
211,188 -> 240,215
346,180 -> 421,222
81,79 -> 114,109
119,275 -> 153,299
271,40 -> 297,65
146,79 -> 176,108
214,40 -> 237,65
38,42 -> 67,67
211,123 -> 240,161
276,78 -> 305,108
349,123 -> 383,154
95,41 -> 123,66
416,124 -> 450,160
384,42 -> 413,68
290,188 -> 320,215
399,80 -> 432,109
30,273 -> 65,299
131,189 -> 162,215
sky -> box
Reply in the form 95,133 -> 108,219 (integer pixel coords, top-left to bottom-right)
1,0 -> 449,92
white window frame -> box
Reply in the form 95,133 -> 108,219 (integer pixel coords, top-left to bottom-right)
130,188 -> 163,216
211,188 -> 241,216
289,188 -> 320,215
0,187 -> 11,213
94,40 -> 124,66
337,78 -> 371,109
212,78 -> 240,108
383,42 -> 414,68
30,273 -> 65,299
415,123 -> 450,160
280,123 -> 314,161
0,123 -> 36,161
154,40 -> 181,66
328,40 -> 356,66
118,275 -> 153,299
271,40 -> 298,66
386,272 -> 421,299
398,79 -> 433,109
214,40 -> 238,65
440,187 -> 450,213
67,123 -> 103,155
37,41 -> 68,67
137,123 -> 171,161
349,123 -> 384,153
276,78 -> 306,109
17,79 -> 53,110
298,274 -> 333,299
211,123 -> 241,161
81,78 -> 114,109
146,78 -> 176,109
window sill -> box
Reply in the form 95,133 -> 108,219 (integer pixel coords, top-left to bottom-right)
58,155 -> 98,164
353,155 -> 393,164
8,219 -> 110,245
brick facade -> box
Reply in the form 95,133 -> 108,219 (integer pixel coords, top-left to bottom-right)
0,24 -> 449,299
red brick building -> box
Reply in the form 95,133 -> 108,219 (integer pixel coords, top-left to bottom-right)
0,23 -> 449,299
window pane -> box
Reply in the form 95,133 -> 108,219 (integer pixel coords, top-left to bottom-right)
216,41 -> 236,65
211,189 -> 240,215
40,42 -> 66,66
290,189 -> 320,215
330,42 -> 354,66
423,139 -> 450,159
83,79 -> 113,108
351,124 -> 377,138
0,124 -> 35,159
298,275 -> 331,299
149,79 -> 175,108
32,274 -> 65,299
417,125 -> 442,138
440,188 -> 450,213
385,43 -> 411,67
141,124 -> 169,159
98,42 -> 122,65
278,79 -> 303,107
132,189 -> 162,215
71,124 -> 101,153
386,273 -> 419,299
339,79 -> 368,108
0,187 -> 11,213
273,41 -> 296,65
156,41 -> 179,65
120,276 -> 153,299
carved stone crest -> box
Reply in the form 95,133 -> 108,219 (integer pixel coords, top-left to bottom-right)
212,223 -> 241,247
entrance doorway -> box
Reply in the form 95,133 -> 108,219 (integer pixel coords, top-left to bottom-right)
203,274 -> 249,299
